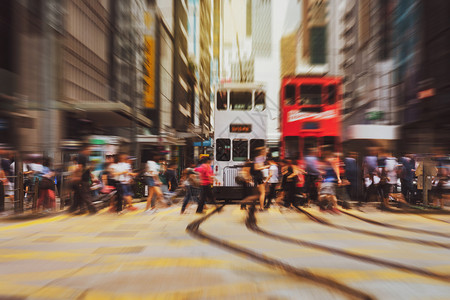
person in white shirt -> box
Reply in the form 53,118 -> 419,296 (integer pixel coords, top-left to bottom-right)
265,159 -> 279,208
112,153 -> 137,211
144,157 -> 164,211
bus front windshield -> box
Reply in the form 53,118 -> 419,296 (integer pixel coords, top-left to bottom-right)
230,91 -> 252,110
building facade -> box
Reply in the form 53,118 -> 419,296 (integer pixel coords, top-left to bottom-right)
340,0 -> 398,152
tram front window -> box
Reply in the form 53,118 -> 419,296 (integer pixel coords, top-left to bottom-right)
254,91 -> 266,111
285,136 -> 299,160
303,137 -> 317,155
233,139 -> 248,161
250,139 -> 265,160
216,90 -> 227,110
216,139 -> 231,161
300,85 -> 322,105
230,91 -> 252,110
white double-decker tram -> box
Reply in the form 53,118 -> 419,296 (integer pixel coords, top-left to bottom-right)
213,82 -> 267,200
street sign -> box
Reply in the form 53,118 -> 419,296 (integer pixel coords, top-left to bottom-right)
366,111 -> 384,121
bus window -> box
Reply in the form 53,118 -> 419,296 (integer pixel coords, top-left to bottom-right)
254,91 -> 266,111
299,84 -> 322,105
233,139 -> 248,161
250,139 -> 265,159
216,139 -> 231,161
327,84 -> 336,105
285,136 -> 299,160
303,137 -> 317,155
284,84 -> 296,106
216,90 -> 227,110
230,91 -> 252,110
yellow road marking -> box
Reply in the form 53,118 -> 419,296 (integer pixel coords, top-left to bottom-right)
0,214 -> 69,231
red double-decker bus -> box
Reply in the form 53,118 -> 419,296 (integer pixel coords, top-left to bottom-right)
280,76 -> 343,160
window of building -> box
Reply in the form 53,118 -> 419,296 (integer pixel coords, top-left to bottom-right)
216,138 -> 231,161
233,139 -> 248,161
284,84 -> 296,106
216,90 -> 227,110
254,91 -> 266,111
300,84 -> 322,105
285,136 -> 299,160
310,26 -> 327,64
230,91 -> 252,110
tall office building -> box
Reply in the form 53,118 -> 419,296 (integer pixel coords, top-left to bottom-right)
341,0 -> 398,151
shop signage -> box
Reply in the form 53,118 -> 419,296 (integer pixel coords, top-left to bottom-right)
417,88 -> 435,99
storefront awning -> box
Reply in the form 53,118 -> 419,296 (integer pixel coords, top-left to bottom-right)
137,135 -> 186,146
61,101 -> 152,128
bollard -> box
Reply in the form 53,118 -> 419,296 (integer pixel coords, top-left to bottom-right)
0,182 -> 4,212
32,178 -> 39,212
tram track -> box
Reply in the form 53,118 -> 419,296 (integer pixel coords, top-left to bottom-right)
338,209 -> 450,238
416,214 -> 450,224
186,205 -> 375,300
247,207 -> 450,284
293,206 -> 450,249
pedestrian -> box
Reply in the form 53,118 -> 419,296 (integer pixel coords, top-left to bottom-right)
254,147 -> 270,210
432,149 -> 448,208
68,145 -> 97,214
36,157 -> 56,211
144,156 -> 165,212
282,160 -> 298,208
239,160 -> 261,210
180,168 -> 200,214
264,159 -> 279,209
304,148 -> 320,206
399,153 -> 415,203
318,149 -> 341,213
195,157 -> 216,214
363,147 -> 380,204
112,153 -> 137,211
344,152 -> 358,202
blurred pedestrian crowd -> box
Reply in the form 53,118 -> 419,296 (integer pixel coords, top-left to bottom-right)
0,146 -> 448,215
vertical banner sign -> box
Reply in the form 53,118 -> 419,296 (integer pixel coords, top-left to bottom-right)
144,11 -> 155,109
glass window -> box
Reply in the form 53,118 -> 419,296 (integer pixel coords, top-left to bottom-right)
230,91 -> 252,110
300,84 -> 322,105
285,136 -> 299,160
233,139 -> 248,161
284,84 -> 296,106
302,122 -> 320,130
310,26 -> 326,64
303,137 -> 317,155
327,84 -> 336,104
250,139 -> 265,160
216,90 -> 227,110
254,91 -> 266,111
216,139 -> 231,161
322,136 -> 336,152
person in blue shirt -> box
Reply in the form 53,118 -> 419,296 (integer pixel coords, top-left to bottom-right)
304,148 -> 320,206
344,151 -> 358,201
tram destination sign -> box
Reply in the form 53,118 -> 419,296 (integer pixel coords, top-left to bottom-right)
230,124 -> 252,133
